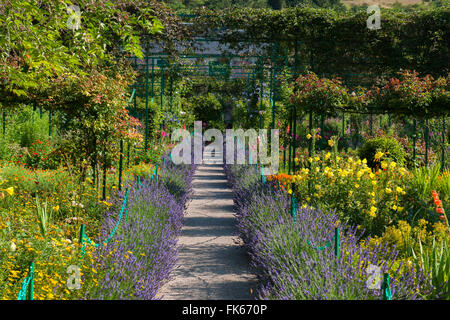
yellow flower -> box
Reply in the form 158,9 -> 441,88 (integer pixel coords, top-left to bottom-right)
306,134 -> 312,140
324,152 -> 331,161
397,207 -> 404,212
390,162 -> 397,169
52,205 -> 60,212
374,151 -> 384,161
354,183 -> 360,188
385,187 -> 392,194
392,205 -> 398,211
381,161 -> 388,170
362,158 -> 367,164
4,187 -> 14,196
396,187 -> 403,193
328,140 -> 334,147
369,206 -> 377,218
288,189 -> 293,194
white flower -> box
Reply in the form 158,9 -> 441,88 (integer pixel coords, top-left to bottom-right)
10,241 -> 16,252
71,201 -> 84,208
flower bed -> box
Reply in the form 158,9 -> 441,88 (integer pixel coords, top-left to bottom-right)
87,159 -> 195,299
225,164 -> 434,300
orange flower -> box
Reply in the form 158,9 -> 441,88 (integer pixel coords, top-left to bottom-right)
432,190 -> 439,200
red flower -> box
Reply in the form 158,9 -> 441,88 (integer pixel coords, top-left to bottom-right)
436,207 -> 445,214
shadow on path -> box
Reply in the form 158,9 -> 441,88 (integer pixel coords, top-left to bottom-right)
158,156 -> 257,300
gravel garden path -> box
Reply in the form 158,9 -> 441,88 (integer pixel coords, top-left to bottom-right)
158,148 -> 257,300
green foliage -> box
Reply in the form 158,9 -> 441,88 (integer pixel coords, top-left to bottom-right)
187,6 -> 449,77
358,136 -> 407,169
34,196 -> 52,238
0,0 -> 165,107
411,238 -> 450,299
190,93 -> 223,129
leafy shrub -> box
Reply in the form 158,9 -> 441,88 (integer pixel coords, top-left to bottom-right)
358,136 -> 406,169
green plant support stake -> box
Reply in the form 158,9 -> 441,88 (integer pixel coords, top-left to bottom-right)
79,224 -> 85,246
382,273 -> 392,300
290,189 -> 296,223
27,262 -> 34,300
79,224 -> 85,257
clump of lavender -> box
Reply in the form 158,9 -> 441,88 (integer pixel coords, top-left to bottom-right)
225,164 -> 434,300
88,160 -> 195,300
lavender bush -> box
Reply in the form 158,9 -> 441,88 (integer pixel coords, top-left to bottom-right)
225,164 -> 434,300
87,160 -> 195,300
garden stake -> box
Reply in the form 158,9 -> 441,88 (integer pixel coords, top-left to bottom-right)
17,262 -> 35,300
382,273 -> 392,300
290,185 -> 297,223
26,262 -> 34,300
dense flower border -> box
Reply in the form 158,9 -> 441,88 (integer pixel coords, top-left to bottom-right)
224,163 -> 433,300
87,158 -> 196,299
